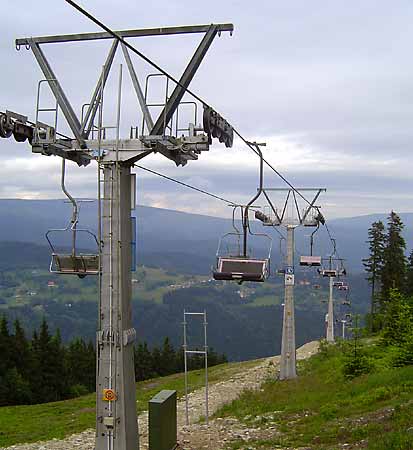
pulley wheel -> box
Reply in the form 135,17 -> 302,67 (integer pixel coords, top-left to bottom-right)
13,130 -> 27,143
203,107 -> 211,135
225,128 -> 234,148
0,115 -> 12,138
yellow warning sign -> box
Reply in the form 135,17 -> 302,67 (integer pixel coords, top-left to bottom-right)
102,389 -> 117,401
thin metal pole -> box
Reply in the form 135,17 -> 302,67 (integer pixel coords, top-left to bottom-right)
183,310 -> 209,426
204,310 -> 209,426
115,64 -> 122,161
279,224 -> 297,380
327,276 -> 335,343
60,158 -> 78,256
107,165 -> 114,450
342,321 -> 346,340
243,143 -> 264,257
183,310 -> 189,426
96,65 -> 104,447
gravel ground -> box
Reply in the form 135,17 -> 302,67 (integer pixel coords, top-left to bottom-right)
3,341 -> 319,450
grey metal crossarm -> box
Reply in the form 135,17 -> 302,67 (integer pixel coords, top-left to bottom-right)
13,22 -> 235,167
16,24 -> 234,46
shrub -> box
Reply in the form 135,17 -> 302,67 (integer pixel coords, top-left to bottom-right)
381,290 -> 413,347
342,354 -> 374,379
358,386 -> 393,405
319,404 -> 339,420
392,342 -> 413,367
68,384 -> 89,398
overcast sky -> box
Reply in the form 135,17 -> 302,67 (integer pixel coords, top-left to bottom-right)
1,0 -> 413,220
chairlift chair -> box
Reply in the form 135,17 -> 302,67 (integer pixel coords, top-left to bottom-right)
318,268 -> 338,277
47,234 -> 100,278
213,207 -> 272,283
333,281 -> 344,288
213,143 -> 272,283
318,258 -> 347,278
46,159 -> 100,278
302,210 -> 324,227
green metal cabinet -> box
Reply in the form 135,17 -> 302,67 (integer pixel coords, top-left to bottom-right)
149,390 -> 177,450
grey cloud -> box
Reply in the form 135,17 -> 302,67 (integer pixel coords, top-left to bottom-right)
1,1 -> 413,221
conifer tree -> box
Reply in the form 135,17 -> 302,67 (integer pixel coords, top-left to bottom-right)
405,251 -> 413,297
134,342 -> 155,381
31,319 -> 67,402
11,319 -> 31,379
381,289 -> 413,346
0,316 -> 11,377
66,338 -> 95,394
381,211 -> 406,307
160,337 -> 177,376
363,220 -> 386,329
151,345 -> 163,377
49,328 -> 68,400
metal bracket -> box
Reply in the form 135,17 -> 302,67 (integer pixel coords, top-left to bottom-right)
123,328 -> 136,347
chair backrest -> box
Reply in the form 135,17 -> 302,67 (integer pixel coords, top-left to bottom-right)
300,255 -> 321,266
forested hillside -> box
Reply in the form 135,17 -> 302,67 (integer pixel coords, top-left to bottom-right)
3,199 -> 413,272
0,265 -> 369,361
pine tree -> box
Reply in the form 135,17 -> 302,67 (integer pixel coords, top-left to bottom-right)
405,251 -> 413,297
66,337 -> 95,395
2,367 -> 32,406
49,328 -> 68,400
362,220 -> 386,330
134,342 -> 155,381
86,340 -> 96,391
11,319 -> 31,379
381,289 -> 413,346
0,316 -> 11,377
160,337 -> 177,376
381,211 -> 406,307
0,317 -> 12,406
31,319 -> 67,403
151,345 -> 162,377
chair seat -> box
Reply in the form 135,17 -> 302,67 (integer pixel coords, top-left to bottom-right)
213,271 -> 265,282
52,253 -> 99,275
320,269 -> 338,277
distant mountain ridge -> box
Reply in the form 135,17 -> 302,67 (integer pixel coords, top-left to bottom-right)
1,199 -> 413,273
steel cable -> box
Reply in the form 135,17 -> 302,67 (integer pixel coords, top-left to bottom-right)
63,0 -> 339,258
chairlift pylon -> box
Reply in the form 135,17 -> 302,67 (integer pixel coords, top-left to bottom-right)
45,159 -> 99,278
213,143 -> 272,283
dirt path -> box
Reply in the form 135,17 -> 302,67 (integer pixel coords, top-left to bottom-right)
3,341 -> 319,450
177,341 -> 319,450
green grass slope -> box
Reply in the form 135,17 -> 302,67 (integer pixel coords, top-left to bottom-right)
0,358 -> 259,448
216,341 -> 413,450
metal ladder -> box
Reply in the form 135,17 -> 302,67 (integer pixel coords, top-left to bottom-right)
34,79 -> 59,144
